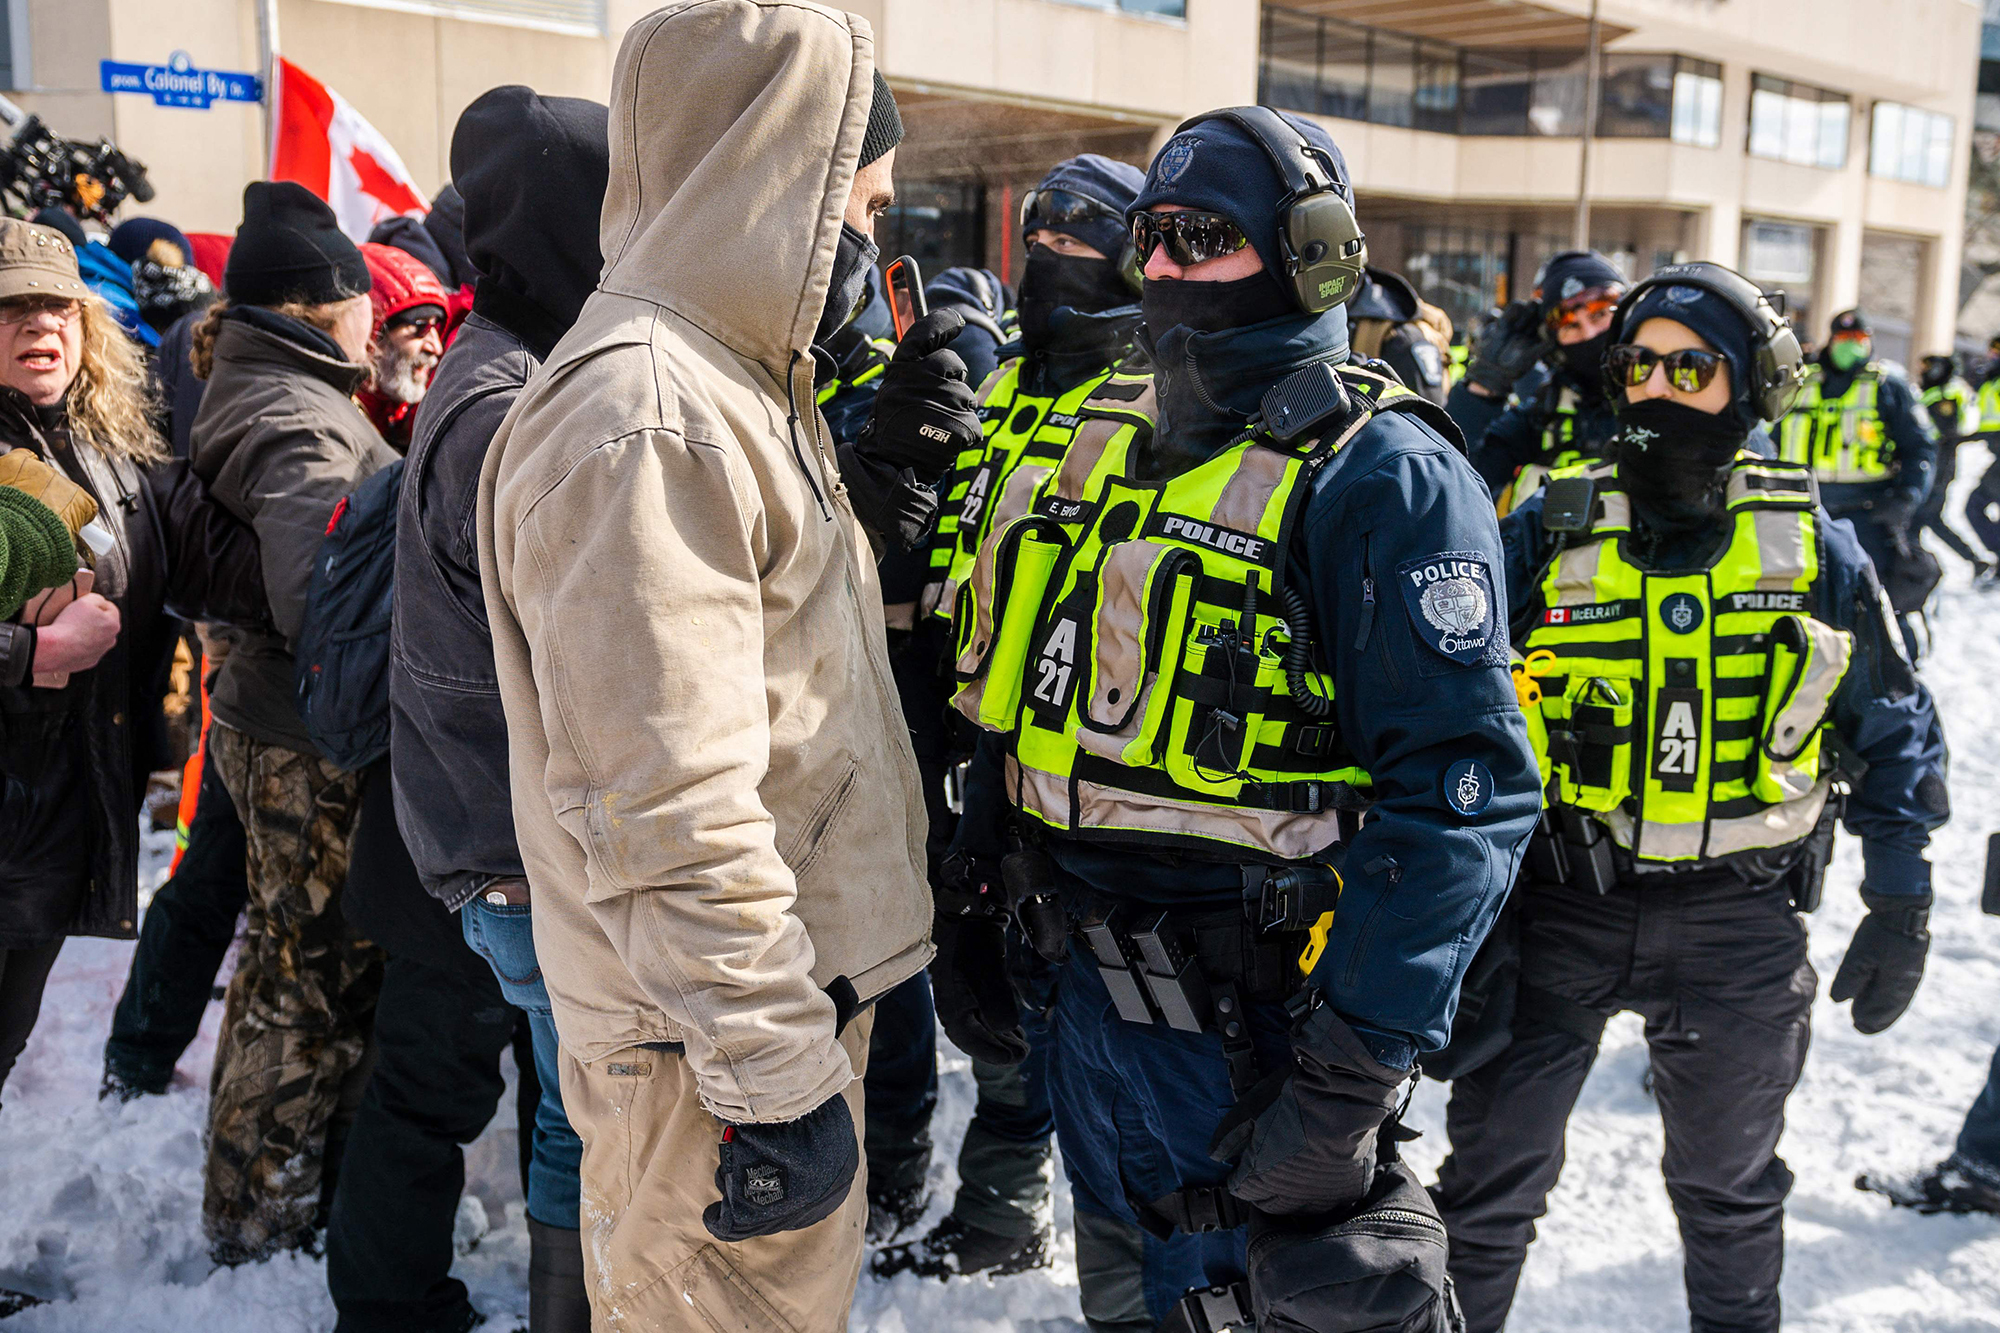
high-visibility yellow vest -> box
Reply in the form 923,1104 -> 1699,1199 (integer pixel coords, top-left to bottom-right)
950,365 -> 1437,862
814,334 -> 893,407
1777,363 -> 1894,483
1517,457 -> 1852,865
1922,377 -> 1980,438
923,357 -> 1129,621
1495,384 -> 1591,517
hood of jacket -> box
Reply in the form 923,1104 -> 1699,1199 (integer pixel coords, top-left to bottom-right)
454,85 -> 610,358
596,0 -> 873,378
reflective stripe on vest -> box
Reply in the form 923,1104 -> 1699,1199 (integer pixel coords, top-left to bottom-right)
1776,364 -> 1891,483
1496,387 -> 1590,518
923,359 -> 1127,620
1923,378 -> 1979,436
949,366 -> 1431,862
1976,375 -> 2000,433
1521,457 -> 1852,865
814,336 -> 893,407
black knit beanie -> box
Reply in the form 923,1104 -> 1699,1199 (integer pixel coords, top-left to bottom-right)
225,181 -> 372,307
859,70 -> 902,169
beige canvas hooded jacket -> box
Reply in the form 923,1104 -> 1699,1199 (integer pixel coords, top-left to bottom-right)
477,0 -> 931,1125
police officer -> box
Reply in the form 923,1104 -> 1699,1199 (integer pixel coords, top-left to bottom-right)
1446,250 -> 1627,513
943,108 -> 1537,1332
1915,352 -> 1991,576
1776,309 -> 1938,652
1431,265 -> 1949,1333
874,153 -> 1149,1277
1963,336 -> 2000,571
1347,265 -> 1452,406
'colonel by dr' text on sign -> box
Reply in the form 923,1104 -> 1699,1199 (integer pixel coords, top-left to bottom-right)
99,52 -> 262,110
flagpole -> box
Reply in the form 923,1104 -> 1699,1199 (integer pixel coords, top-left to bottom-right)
256,0 -> 280,174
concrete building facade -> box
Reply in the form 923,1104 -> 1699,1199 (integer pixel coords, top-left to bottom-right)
2,0 -> 1979,360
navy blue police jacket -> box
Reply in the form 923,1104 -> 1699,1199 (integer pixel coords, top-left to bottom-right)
1501,485 -> 1948,899
958,308 -> 1541,1070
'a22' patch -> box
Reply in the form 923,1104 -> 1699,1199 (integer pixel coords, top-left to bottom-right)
1398,552 -> 1499,666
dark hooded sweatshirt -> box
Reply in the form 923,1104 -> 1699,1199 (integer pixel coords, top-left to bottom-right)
388,87 -> 610,908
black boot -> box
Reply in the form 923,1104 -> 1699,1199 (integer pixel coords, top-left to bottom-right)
528,1219 -> 591,1332
870,1215 -> 1051,1281
866,1181 -> 929,1243
1859,1154 -> 2000,1215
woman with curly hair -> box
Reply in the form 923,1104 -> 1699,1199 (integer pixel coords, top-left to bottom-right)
0,217 -> 262,1102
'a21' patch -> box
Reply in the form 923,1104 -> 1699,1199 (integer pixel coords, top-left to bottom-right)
1399,552 -> 1499,665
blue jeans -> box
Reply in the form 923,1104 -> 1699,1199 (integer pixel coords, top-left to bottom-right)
1047,947 -> 1293,1324
461,900 -> 584,1229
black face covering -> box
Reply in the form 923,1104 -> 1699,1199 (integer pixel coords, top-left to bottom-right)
814,222 -> 880,348
1555,327 -> 1613,383
1141,268 -> 1295,338
1017,247 -> 1134,349
1613,397 -> 1749,527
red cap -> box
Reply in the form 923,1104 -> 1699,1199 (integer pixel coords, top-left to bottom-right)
360,241 -> 450,339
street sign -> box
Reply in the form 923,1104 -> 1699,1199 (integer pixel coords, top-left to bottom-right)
99,51 -> 262,110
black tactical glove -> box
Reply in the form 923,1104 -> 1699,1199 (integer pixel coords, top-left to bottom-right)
835,442 -> 937,552
1830,890 -> 1931,1034
1210,1002 -> 1411,1217
929,853 -> 1029,1067
857,308 -> 981,478
703,1092 -> 860,1242
1463,299 -> 1548,400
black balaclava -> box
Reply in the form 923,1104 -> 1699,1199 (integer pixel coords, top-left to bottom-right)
1127,110 -> 1353,474
814,72 -> 901,348
1017,153 -> 1144,351
1920,355 -> 1954,392
1016,248 -> 1132,347
814,223 -> 879,348
451,86 -> 610,360
1609,281 -> 1762,548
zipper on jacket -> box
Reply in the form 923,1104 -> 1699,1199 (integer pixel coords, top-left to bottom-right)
1353,533 -> 1377,652
786,349 -> 832,522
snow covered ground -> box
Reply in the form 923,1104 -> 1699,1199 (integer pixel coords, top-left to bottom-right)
5,521 -> 2000,1331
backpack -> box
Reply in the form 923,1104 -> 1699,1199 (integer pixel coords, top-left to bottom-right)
294,458 -> 403,771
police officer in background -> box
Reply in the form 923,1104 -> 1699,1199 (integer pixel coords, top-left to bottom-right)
875,153 -> 1149,1276
944,108 -> 1537,1332
1446,250 -> 1627,513
1346,265 -> 1453,406
1432,266 -> 1949,1333
1915,352 -> 1991,577
1776,309 -> 1938,653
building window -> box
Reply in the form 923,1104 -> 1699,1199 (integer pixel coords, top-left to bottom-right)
880,181 -> 988,277
1596,54 -> 1721,146
1748,74 -> 1850,169
1671,58 -> 1723,147
322,0 -> 605,36
1258,8 -> 1715,144
1870,101 -> 1954,188
0,0 -> 28,92
1053,0 -> 1187,17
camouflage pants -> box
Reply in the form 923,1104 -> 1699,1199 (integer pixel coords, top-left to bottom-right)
201,723 -> 382,1262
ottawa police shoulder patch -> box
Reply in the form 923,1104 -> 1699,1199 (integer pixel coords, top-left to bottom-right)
1443,759 -> 1495,817
1398,551 -> 1500,666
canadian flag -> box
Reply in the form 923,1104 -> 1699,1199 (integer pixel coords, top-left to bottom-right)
269,57 -> 427,240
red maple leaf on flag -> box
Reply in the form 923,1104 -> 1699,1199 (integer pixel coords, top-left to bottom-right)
348,146 -> 426,218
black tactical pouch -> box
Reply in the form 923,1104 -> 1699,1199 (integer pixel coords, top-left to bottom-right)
1246,1158 -> 1464,1333
1785,786 -> 1845,913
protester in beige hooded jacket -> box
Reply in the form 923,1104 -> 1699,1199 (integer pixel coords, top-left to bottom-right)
478,1 -> 934,1326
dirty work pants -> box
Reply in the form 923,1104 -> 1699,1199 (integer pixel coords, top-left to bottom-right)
559,1013 -> 874,1332
202,723 -> 383,1261
104,752 -> 249,1093
1432,872 -> 1813,1333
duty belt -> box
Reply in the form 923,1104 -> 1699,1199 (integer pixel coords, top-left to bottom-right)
1072,865 -> 1337,1093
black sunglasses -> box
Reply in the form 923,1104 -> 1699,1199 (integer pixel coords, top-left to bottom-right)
1129,210 -> 1250,268
1019,187 -> 1120,232
1606,343 -> 1726,393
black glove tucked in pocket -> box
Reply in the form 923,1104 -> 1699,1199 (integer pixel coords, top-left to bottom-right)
703,1092 -> 860,1243
1210,1002 -> 1412,1217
